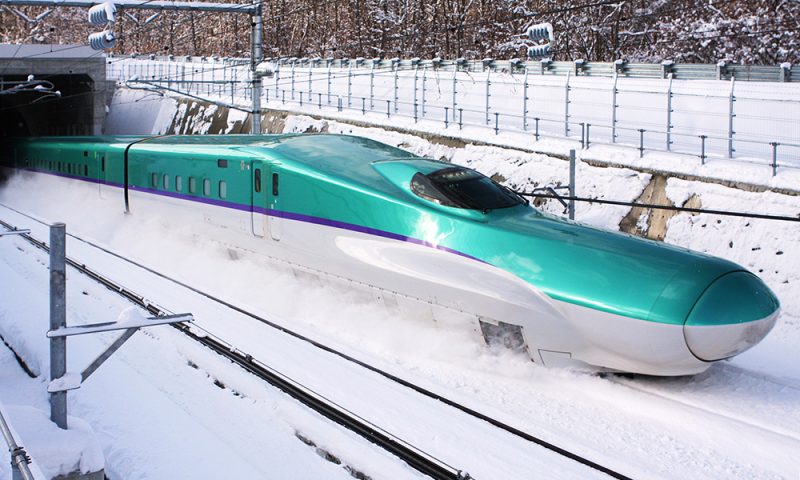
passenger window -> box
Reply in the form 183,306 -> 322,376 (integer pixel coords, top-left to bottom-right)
101,157 -> 105,172
272,173 -> 279,196
219,181 -> 227,199
189,177 -> 197,194
175,176 -> 183,192
203,178 -> 211,196
84,165 -> 88,176
163,174 -> 170,190
254,169 -> 261,192
151,173 -> 158,187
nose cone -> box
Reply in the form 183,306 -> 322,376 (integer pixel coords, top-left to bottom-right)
683,272 -> 780,362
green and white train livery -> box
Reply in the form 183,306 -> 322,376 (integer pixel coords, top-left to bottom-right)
0,134 -> 780,376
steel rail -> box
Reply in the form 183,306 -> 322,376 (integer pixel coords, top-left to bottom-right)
0,210 -> 633,480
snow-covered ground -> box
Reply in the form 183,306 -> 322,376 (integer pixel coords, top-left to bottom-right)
2,87 -> 798,479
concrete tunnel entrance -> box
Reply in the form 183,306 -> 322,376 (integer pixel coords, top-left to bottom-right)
0,44 -> 110,137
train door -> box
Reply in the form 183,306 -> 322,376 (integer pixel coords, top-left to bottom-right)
251,161 -> 266,237
268,166 -> 281,241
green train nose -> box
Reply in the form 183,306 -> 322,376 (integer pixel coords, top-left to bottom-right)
683,272 -> 780,362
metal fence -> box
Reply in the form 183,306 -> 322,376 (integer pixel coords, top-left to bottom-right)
107,57 -> 800,172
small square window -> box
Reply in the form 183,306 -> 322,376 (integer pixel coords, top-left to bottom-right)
203,178 -> 211,196
189,177 -> 197,194
219,180 -> 227,199
217,159 -> 228,168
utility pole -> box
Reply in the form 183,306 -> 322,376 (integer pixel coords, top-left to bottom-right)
251,0 -> 263,134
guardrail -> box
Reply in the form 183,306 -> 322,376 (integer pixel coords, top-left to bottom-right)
0,402 -> 40,480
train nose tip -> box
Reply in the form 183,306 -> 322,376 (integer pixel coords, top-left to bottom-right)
683,272 -> 780,362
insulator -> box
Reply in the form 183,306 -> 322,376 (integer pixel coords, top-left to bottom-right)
88,30 -> 117,50
88,2 -> 116,25
525,23 -> 554,42
527,44 -> 552,60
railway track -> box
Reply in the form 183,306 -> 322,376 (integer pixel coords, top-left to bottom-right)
0,208 -> 636,480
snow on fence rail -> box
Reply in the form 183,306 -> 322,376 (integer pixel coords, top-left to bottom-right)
107,57 -> 800,170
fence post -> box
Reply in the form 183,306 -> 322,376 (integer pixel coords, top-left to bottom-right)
485,69 -> 491,125
308,64 -> 313,98
586,124 -> 591,148
290,62 -> 296,100
318,92 -> 322,109
666,74 -> 673,150
458,108 -> 463,130
421,65 -> 428,118
534,117 -> 540,141
523,67 -> 529,131
282,90 -> 285,104
338,96 -> 342,112
327,65 -> 332,105
361,97 -> 365,115
387,100 -> 391,118
369,63 -> 375,110
728,76 -> 736,158
394,64 -> 399,113
347,63 -> 352,108
580,123 -> 586,149
638,129 -> 645,158
564,70 -> 571,136
49,222 -> 67,430
299,91 -> 303,106
699,135 -> 707,164
413,65 -> 419,118
452,67 -> 458,121
611,71 -> 618,142
444,106 -> 449,128
568,150 -> 576,220
494,112 -> 499,135
771,142 -> 778,176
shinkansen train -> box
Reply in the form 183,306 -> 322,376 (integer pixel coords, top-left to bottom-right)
0,135 -> 781,376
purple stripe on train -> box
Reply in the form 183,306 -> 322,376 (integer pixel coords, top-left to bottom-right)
18,167 -> 483,263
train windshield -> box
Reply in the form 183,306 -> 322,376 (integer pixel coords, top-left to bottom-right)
411,167 -> 525,210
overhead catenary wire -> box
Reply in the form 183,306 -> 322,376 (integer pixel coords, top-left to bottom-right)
522,192 -> 800,222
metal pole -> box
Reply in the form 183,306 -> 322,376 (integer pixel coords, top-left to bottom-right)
771,142 -> 778,176
611,71 -> 618,142
568,150 -> 576,220
347,63 -> 352,108
250,0 -> 263,135
586,124 -> 591,148
49,222 -> 67,430
290,62 -> 296,100
369,63 -> 375,110
565,70 -> 571,136
327,65 -> 332,105
421,65 -> 427,118
413,65 -> 419,118
522,67 -> 529,131
485,70 -> 491,125
639,129 -> 645,158
394,65 -> 399,113
580,123 -> 585,149
666,74 -> 673,150
458,108 -> 463,130
728,76 -> 736,158
1,404 -> 36,480
308,64 -> 313,98
534,117 -> 540,141
387,100 -> 391,118
700,135 -> 707,164
494,112 -> 499,135
452,67 -> 457,121
444,106 -> 449,128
